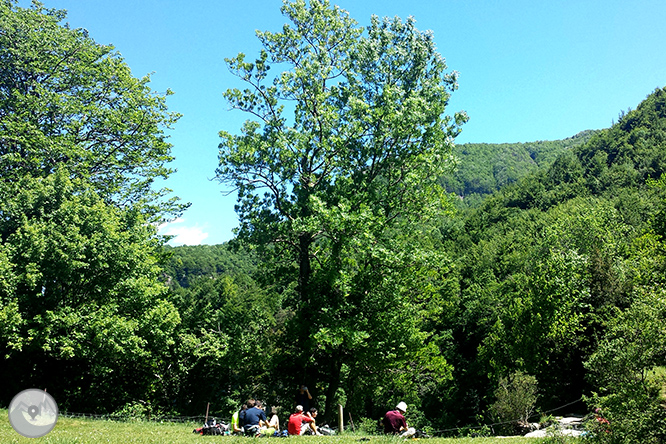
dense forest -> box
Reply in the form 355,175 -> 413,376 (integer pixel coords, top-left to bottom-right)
442,130 -> 598,207
1,1 -> 665,443
163,88 -> 666,437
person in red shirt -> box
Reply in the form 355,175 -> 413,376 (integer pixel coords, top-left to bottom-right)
287,405 -> 316,435
382,402 -> 415,437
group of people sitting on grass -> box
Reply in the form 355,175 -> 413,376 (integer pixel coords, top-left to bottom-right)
229,397 -> 415,438
230,398 -> 322,437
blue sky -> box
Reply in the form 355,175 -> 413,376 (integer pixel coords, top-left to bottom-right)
29,0 -> 666,245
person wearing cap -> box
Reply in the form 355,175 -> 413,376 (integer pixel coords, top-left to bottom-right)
287,405 -> 316,435
382,402 -> 415,437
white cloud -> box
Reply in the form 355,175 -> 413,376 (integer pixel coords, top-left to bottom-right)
158,218 -> 209,246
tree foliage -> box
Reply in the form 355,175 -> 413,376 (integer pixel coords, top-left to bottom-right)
584,289 -> 666,444
0,170 -> 183,412
0,0 -> 183,218
0,1 -> 184,413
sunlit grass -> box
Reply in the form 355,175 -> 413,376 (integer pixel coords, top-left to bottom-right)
0,410 -> 551,443
0,411 -> 200,444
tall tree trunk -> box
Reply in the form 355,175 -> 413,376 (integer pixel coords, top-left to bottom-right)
323,354 -> 342,426
298,233 -> 312,303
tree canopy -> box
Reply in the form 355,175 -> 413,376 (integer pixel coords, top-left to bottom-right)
0,0 -> 183,219
0,0 -> 185,412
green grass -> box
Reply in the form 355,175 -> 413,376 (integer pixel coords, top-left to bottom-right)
0,410 -> 556,444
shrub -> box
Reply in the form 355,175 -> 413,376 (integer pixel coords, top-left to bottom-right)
489,370 -> 538,435
357,417 -> 382,435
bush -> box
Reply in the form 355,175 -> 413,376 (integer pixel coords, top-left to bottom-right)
489,370 -> 538,435
357,417 -> 382,435
110,401 -> 152,421
541,426 -> 579,444
584,391 -> 666,444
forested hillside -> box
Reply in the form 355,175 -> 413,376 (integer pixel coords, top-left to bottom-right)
438,87 -> 666,439
441,130 -> 597,207
161,243 -> 257,288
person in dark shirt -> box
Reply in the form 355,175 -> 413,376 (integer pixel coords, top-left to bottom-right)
243,399 -> 268,436
382,402 -> 415,437
295,385 -> 312,412
238,399 -> 254,427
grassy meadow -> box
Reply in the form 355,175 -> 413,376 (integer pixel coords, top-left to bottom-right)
0,410 -> 561,444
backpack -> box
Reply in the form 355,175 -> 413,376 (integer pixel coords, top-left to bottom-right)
244,424 -> 260,436
319,425 -> 335,435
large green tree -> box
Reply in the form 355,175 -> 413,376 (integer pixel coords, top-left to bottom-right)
0,1 -> 185,412
216,0 -> 466,420
0,171 -> 183,412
